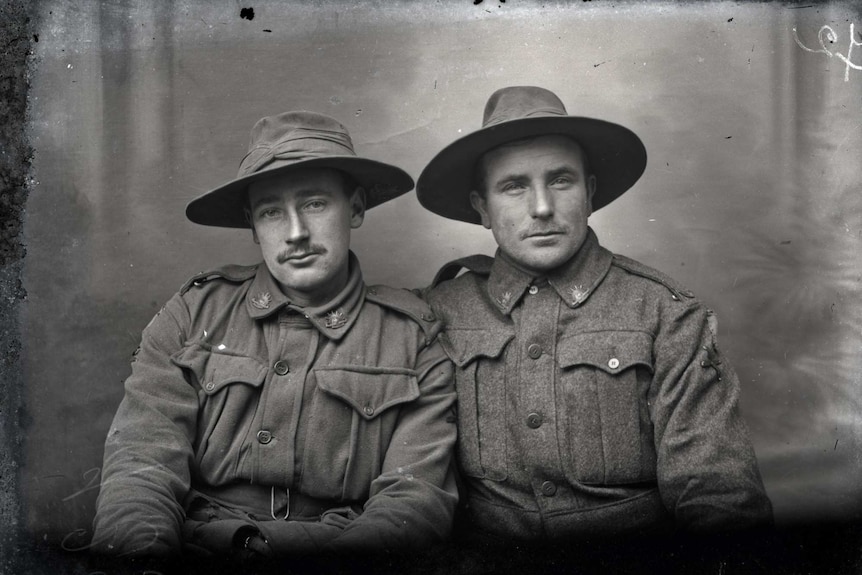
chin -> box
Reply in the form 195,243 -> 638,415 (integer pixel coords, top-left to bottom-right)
520,249 -> 576,273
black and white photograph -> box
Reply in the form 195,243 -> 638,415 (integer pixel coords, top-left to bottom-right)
1,1 -> 861,573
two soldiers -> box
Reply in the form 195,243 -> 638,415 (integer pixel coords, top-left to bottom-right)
94,87 -> 771,558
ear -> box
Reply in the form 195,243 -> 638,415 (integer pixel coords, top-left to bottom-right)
469,190 -> 492,229
586,174 -> 597,217
244,208 -> 260,244
349,186 -> 366,229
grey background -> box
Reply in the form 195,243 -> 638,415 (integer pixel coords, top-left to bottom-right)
16,0 -> 862,559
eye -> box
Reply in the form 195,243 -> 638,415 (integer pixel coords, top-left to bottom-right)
550,176 -> 573,187
500,181 -> 527,194
302,199 -> 327,212
256,207 -> 281,219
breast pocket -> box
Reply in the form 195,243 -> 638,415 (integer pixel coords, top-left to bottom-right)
171,343 -> 268,478
302,367 -> 420,500
440,328 -> 514,481
557,330 -> 656,485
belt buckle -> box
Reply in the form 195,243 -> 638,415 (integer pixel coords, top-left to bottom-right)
271,485 -> 289,520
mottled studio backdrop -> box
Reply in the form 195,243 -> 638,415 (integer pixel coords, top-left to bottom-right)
22,0 -> 862,551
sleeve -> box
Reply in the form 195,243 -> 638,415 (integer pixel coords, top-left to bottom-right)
650,302 -> 774,532
91,294 -> 198,557
256,338 -> 459,555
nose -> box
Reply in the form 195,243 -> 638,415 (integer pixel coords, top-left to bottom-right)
284,209 -> 310,243
529,185 -> 554,219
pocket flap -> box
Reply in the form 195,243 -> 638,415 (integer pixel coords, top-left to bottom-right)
171,343 -> 268,395
558,331 -> 654,374
440,328 -> 514,368
314,367 -> 420,420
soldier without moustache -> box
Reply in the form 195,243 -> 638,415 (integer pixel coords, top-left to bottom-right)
418,86 -> 773,542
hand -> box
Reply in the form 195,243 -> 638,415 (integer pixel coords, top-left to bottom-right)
233,528 -> 274,562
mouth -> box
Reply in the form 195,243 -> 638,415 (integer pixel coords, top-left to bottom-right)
279,251 -> 321,265
524,230 -> 565,240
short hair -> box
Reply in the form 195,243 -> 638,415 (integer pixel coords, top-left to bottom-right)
472,135 -> 591,197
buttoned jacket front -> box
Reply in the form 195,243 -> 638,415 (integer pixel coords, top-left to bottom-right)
427,229 -> 772,539
93,253 -> 457,556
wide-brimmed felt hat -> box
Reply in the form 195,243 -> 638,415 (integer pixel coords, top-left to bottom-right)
186,111 -> 414,228
416,86 -> 647,224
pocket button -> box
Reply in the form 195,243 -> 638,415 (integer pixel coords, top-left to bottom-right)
363,406 -> 375,416
526,412 -> 543,429
205,382 -> 215,391
608,357 -> 620,370
257,430 -> 273,444
540,480 -> 557,497
527,343 -> 542,359
274,360 -> 290,376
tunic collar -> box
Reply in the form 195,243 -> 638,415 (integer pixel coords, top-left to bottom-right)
486,227 -> 613,315
246,251 -> 365,341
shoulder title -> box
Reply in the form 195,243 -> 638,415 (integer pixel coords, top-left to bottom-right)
610,254 -> 695,301
431,254 -> 494,287
365,285 -> 442,343
179,264 -> 259,295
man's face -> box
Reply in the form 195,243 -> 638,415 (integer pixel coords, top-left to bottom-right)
470,135 -> 596,275
247,168 -> 365,307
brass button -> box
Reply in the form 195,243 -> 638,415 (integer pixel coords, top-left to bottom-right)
608,358 -> 620,369
528,285 -> 539,295
205,382 -> 215,392
273,360 -> 289,376
363,406 -> 375,416
257,430 -> 273,444
541,480 -> 557,497
528,343 -> 542,359
526,412 -> 543,429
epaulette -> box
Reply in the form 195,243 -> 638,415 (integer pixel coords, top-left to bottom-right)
431,254 -> 494,287
179,263 -> 259,295
610,254 -> 695,301
365,284 -> 442,343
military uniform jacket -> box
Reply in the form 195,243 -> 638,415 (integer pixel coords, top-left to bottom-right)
427,229 -> 772,540
92,253 -> 457,556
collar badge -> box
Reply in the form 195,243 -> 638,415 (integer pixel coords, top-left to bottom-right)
325,308 -> 347,329
495,291 -> 513,309
568,285 -> 587,305
251,292 -> 272,310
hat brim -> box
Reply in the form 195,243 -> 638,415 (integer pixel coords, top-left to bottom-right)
416,116 -> 646,224
186,156 -> 415,228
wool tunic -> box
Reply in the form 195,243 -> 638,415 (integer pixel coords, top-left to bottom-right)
427,229 -> 772,539
92,253 -> 458,556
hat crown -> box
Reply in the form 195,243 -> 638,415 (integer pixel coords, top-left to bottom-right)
239,111 -> 356,178
483,86 -> 568,127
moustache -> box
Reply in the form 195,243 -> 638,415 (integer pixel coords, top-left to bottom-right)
519,226 -> 567,240
276,244 -> 327,264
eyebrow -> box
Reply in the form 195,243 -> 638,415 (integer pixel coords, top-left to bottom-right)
492,165 -> 581,186
250,188 -> 337,211
250,194 -> 282,211
547,167 -> 581,180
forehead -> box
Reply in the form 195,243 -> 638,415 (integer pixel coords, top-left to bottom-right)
480,134 -> 586,176
247,168 -> 348,204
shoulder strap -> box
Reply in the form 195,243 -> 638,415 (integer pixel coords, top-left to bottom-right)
365,284 -> 442,342
179,263 -> 259,295
611,254 -> 695,300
